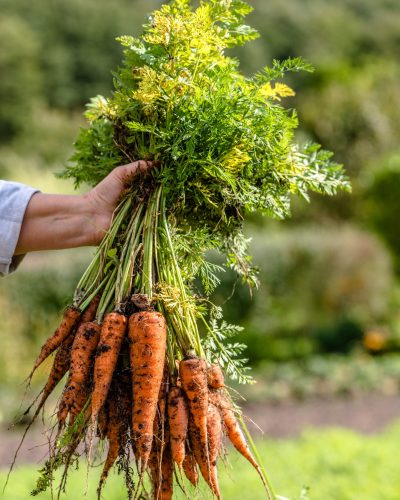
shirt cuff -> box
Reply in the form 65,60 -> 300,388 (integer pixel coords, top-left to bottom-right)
0,181 -> 40,276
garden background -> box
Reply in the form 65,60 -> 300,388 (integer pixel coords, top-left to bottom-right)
1,0 -> 400,498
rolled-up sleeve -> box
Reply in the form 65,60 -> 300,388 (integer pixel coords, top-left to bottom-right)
0,180 -> 39,276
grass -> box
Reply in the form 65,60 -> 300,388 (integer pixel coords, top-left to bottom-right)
2,421 -> 400,499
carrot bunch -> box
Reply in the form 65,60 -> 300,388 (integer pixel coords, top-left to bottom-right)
16,294 -> 271,499
9,1 -> 349,497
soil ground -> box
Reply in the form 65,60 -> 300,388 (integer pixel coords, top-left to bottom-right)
1,393 -> 400,468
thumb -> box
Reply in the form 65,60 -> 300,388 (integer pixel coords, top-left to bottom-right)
113,160 -> 156,187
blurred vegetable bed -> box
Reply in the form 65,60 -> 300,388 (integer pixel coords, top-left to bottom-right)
241,354 -> 400,402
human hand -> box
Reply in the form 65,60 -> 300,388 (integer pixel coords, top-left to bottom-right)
15,160 -> 155,254
83,160 -> 155,245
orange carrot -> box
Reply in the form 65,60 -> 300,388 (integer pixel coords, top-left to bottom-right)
182,449 -> 198,487
91,312 -> 127,424
97,405 -> 109,439
97,391 -> 120,497
160,441 -> 174,500
152,364 -> 169,443
168,386 -> 188,470
58,322 -> 101,425
158,364 -> 170,422
80,295 -> 100,323
179,357 -> 208,450
69,386 -> 90,425
149,424 -> 173,500
189,418 -> 220,499
207,364 -> 225,389
5,334 -> 76,489
97,375 -> 131,497
206,403 -> 222,498
207,404 -> 222,464
217,392 -> 266,485
128,311 -> 167,473
148,441 -> 161,495
28,333 -> 74,420
28,306 -> 80,379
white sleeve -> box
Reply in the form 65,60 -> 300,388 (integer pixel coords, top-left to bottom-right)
0,180 -> 40,276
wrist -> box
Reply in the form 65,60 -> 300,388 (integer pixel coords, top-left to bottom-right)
81,192 -> 111,246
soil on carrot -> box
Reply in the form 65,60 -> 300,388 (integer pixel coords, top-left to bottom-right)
2,393 -> 400,468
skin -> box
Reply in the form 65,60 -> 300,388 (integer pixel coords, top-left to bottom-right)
15,160 -> 154,254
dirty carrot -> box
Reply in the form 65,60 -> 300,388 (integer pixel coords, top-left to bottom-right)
168,386 -> 188,470
207,364 -> 225,389
28,306 -> 80,380
206,403 -> 222,498
29,333 -> 75,420
58,322 -> 101,425
80,294 -> 101,323
128,311 -> 167,473
91,312 -> 127,424
160,442 -> 174,500
4,334 -> 76,490
189,418 -> 220,499
182,449 -> 198,487
97,375 -> 131,497
217,392 -> 266,487
179,357 -> 208,450
97,391 -> 120,498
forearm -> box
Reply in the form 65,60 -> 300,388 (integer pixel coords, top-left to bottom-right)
15,193 -> 98,254
11,160 -> 153,259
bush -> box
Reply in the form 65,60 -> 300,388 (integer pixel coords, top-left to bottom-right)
0,15 -> 42,142
241,353 -> 400,402
0,0 -> 162,108
214,224 -> 393,363
362,154 -> 400,272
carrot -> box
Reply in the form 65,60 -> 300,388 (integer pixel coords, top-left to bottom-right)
150,374 -> 169,500
68,383 -> 90,426
91,312 -> 127,424
152,364 -> 169,443
97,374 -> 131,498
188,418 -> 220,499
97,391 -> 120,498
97,405 -> 109,439
28,333 -> 74,420
128,311 -> 167,472
80,295 -> 100,323
149,428 -> 173,500
168,386 -> 188,470
5,334 -> 76,490
158,364 -> 170,421
148,441 -> 161,497
182,449 -> 198,487
206,403 -> 222,498
58,322 -> 101,425
207,364 -> 224,389
216,392 -> 266,486
160,441 -> 174,500
179,357 -> 208,450
28,305 -> 80,380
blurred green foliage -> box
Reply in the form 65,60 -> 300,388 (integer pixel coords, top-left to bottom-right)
242,354 -> 400,402
212,224 -> 393,362
0,0 -> 161,109
1,0 -> 400,402
0,15 -> 42,142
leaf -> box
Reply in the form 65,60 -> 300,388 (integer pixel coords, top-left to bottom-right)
107,248 -> 117,258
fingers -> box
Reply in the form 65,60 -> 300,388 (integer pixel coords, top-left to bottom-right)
116,160 -> 157,186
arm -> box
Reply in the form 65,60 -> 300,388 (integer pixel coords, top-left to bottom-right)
15,160 -> 153,254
